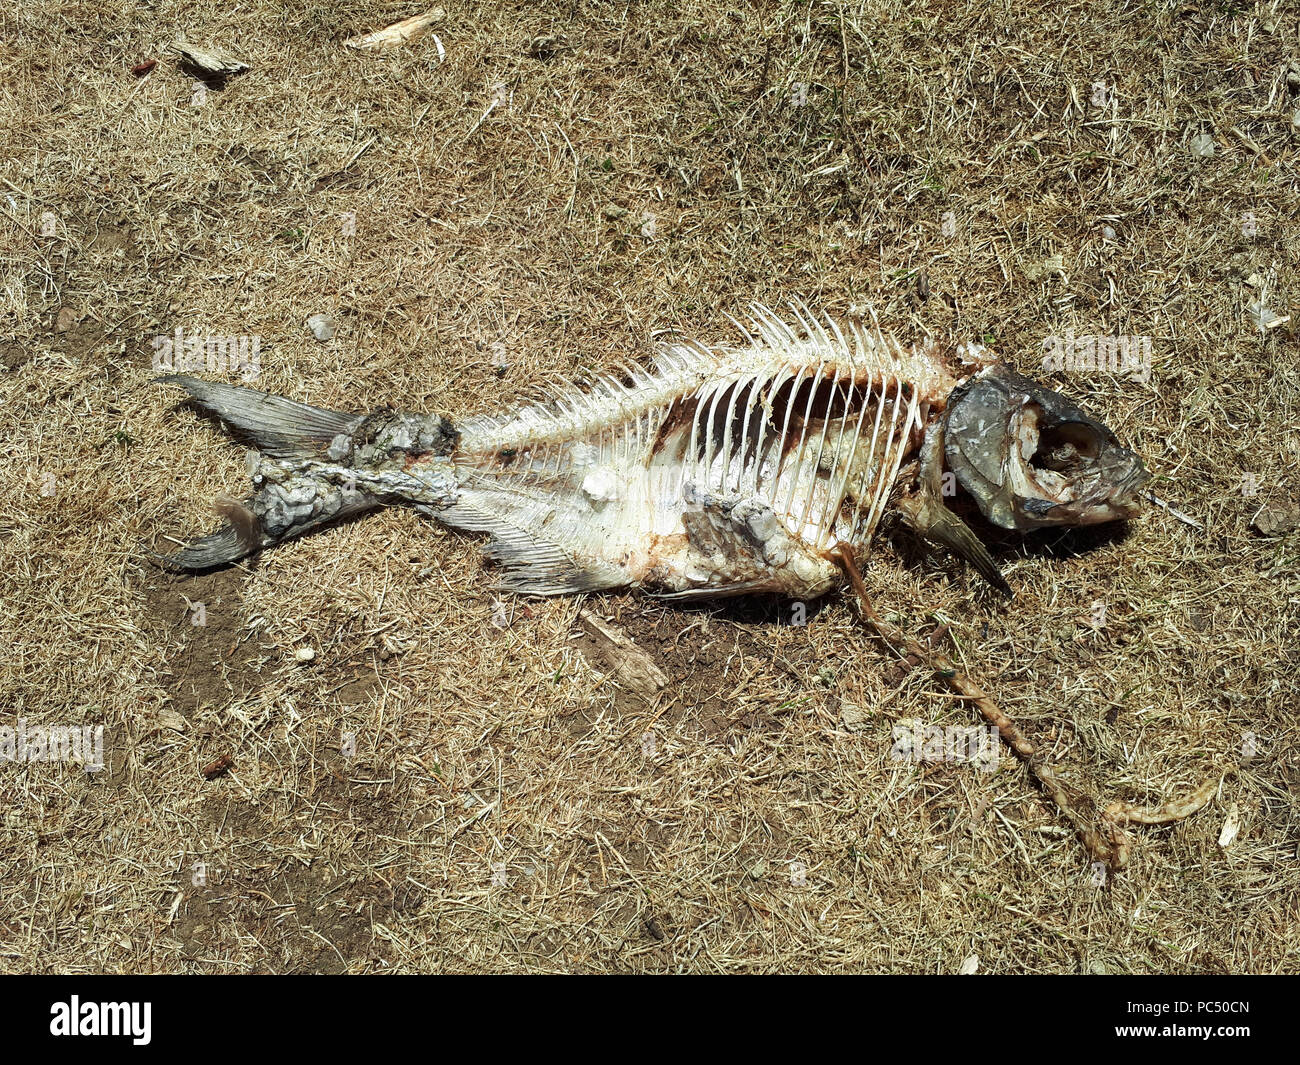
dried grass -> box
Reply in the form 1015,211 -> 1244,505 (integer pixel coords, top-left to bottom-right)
0,0 -> 1297,973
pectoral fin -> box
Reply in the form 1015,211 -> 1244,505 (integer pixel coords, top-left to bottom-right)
899,420 -> 1011,596
897,492 -> 1011,597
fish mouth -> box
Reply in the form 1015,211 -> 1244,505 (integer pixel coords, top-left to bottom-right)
1013,404 -> 1151,524
944,366 -> 1150,532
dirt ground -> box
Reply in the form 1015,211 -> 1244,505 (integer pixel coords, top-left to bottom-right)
2,1 -> 1298,973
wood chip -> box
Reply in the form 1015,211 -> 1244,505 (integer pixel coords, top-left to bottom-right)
1217,803 -> 1241,848
173,41 -> 249,80
344,9 -> 446,51
578,608 -> 666,697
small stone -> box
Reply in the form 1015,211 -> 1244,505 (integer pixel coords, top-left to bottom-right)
528,34 -> 570,61
1101,224 -> 1117,241
1025,255 -> 1065,281
958,954 -> 980,975
1250,500 -> 1300,535
158,708 -> 188,731
747,859 -> 768,880
601,204 -> 628,221
305,313 -> 335,341
55,307 -> 76,332
839,702 -> 870,730
294,646 -> 316,663
1189,130 -> 1216,158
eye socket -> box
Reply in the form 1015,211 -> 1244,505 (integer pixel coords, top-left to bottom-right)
1032,423 -> 1100,472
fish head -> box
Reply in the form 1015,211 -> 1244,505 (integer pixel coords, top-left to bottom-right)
942,366 -> 1150,532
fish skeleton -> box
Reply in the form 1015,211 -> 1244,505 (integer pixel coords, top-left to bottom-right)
156,302 -> 1150,596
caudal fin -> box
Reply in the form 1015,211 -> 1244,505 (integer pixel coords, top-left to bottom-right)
156,374 -> 362,459
158,517 -> 266,570
154,376 -> 375,571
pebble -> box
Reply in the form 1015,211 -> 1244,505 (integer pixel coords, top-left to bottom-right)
839,702 -> 870,730
305,313 -> 335,341
294,646 -> 316,663
1251,500 -> 1300,535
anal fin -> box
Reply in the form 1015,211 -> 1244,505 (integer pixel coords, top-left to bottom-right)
431,499 -> 628,596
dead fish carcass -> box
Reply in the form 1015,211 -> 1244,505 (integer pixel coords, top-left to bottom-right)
155,304 -> 1150,596
151,306 -> 1219,871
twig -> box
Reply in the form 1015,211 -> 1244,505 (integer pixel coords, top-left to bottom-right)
1143,491 -> 1203,531
833,544 -> 1222,870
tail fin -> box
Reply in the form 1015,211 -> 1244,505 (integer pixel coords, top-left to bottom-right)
154,375 -> 374,570
158,506 -> 267,570
156,374 -> 362,459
